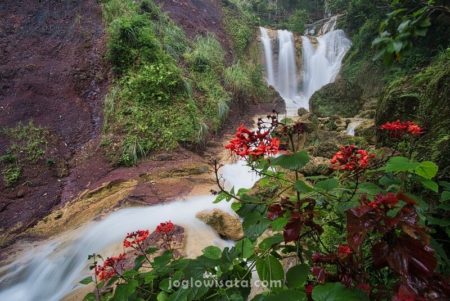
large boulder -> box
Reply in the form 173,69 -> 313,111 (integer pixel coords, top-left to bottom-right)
196,209 -> 244,240
310,79 -> 364,117
375,50 -> 450,177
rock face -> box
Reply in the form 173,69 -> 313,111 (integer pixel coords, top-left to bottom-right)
376,50 -> 450,177
196,209 -> 244,241
310,79 -> 364,117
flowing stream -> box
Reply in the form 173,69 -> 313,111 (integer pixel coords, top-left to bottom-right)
0,161 -> 259,301
260,17 -> 351,115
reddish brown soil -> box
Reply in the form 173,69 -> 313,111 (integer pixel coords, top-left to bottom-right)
155,0 -> 233,53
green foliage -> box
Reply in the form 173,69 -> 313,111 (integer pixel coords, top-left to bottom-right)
284,9 -> 309,33
0,121 -> 48,187
185,34 -> 225,73
2,165 -> 21,187
223,6 -> 253,57
107,14 -> 161,75
121,61 -> 184,105
376,49 -> 450,177
5,121 -> 48,163
312,283 -> 369,301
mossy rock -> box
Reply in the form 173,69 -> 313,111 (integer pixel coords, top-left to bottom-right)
310,79 -> 364,118
375,49 -> 450,177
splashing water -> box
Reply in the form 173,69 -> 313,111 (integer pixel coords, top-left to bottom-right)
0,161 -> 259,301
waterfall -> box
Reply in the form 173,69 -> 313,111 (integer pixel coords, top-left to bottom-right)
259,16 -> 351,115
301,29 -> 352,102
259,27 -> 275,86
276,30 -> 298,101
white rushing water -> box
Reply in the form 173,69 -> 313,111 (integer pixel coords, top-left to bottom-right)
346,119 -> 363,136
301,29 -> 352,102
259,27 -> 275,86
260,17 -> 351,115
0,160 -> 259,301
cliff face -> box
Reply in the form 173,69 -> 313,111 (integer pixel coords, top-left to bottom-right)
0,0 -> 108,238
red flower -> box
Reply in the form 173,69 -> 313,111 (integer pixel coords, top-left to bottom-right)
337,244 -> 352,258
305,283 -> 314,295
330,145 -> 374,171
156,221 -> 174,234
380,120 -> 423,138
95,253 -> 127,281
368,193 -> 399,209
225,124 -> 279,158
357,283 -> 371,295
123,230 -> 150,249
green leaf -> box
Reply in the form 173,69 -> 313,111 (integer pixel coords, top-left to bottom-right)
159,278 -> 172,292
384,156 -> 419,173
271,151 -> 309,170
312,283 -> 369,301
441,191 -> 450,202
157,292 -> 169,301
315,178 -> 338,192
420,178 -> 439,192
271,217 -> 288,231
79,276 -> 93,285
286,264 -> 309,288
358,182 -> 382,196
256,255 -> 284,288
231,201 -> 242,212
295,180 -> 314,193
202,246 -> 222,260
259,234 -> 284,251
83,292 -> 96,301
261,290 -> 307,301
415,161 -> 438,179
427,217 -> 450,227
235,238 -> 254,258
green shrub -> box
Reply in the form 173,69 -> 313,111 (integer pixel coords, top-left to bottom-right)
224,62 -> 252,96
121,60 -> 184,105
185,34 -> 225,73
5,121 -> 48,163
107,14 -> 161,75
2,165 -> 21,187
101,0 -> 137,24
284,9 -> 309,33
223,7 -> 253,57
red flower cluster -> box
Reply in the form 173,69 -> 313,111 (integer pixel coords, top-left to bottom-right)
225,124 -> 280,158
337,244 -> 352,258
123,230 -> 150,248
368,193 -> 399,209
330,145 -> 374,171
380,120 -> 423,137
95,253 -> 126,281
156,221 -> 174,234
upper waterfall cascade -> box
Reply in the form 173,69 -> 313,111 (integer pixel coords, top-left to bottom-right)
260,17 -> 352,116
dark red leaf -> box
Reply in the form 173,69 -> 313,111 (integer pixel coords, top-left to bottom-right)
283,212 -> 302,242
